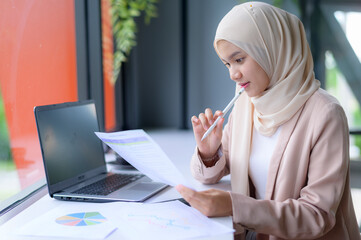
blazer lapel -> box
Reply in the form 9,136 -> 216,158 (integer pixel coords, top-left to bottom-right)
264,105 -> 305,200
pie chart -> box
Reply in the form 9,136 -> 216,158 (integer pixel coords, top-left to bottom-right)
55,212 -> 107,226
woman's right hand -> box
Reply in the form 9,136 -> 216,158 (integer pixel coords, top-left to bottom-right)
191,108 -> 224,159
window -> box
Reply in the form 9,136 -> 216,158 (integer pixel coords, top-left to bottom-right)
323,9 -> 361,160
0,0 -> 119,214
317,1 -> 361,230
0,0 -> 78,211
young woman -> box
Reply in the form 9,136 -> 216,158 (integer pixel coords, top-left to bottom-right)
176,2 -> 360,239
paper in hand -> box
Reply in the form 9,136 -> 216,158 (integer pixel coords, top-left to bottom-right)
95,129 -> 193,189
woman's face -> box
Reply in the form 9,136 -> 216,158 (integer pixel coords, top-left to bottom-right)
216,40 -> 270,98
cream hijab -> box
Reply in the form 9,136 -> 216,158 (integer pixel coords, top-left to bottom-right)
214,2 -> 320,195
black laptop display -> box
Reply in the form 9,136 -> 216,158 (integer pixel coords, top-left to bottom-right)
34,100 -> 166,202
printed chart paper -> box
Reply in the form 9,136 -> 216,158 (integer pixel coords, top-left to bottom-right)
17,203 -> 117,239
112,200 -> 234,240
95,129 -> 193,188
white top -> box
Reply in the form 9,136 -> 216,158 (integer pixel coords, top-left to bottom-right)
249,126 -> 281,199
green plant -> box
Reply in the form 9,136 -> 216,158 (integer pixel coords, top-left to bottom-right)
110,0 -> 158,83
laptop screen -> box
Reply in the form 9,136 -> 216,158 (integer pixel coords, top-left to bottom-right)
35,101 -> 106,186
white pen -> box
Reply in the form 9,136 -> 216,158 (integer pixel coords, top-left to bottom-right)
201,87 -> 246,141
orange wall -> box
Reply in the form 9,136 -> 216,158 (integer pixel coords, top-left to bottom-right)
101,0 -> 116,131
0,0 -> 78,188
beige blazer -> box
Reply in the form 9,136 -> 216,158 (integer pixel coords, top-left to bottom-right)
191,89 -> 360,240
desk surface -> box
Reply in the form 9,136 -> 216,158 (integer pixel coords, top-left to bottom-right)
0,129 -> 234,240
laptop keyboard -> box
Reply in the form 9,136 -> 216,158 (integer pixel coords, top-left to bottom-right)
72,173 -> 144,196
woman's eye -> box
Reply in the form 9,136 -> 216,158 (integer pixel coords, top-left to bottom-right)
224,63 -> 230,68
235,58 -> 244,63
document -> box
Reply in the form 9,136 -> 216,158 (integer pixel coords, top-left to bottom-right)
113,200 -> 234,240
17,200 -> 234,240
17,203 -> 117,239
95,129 -> 193,188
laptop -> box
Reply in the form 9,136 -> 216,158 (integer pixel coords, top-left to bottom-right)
34,100 -> 167,202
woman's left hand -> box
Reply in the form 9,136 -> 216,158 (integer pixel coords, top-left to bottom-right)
175,184 -> 233,217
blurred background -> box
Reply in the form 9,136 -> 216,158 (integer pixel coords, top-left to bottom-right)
0,0 -> 360,230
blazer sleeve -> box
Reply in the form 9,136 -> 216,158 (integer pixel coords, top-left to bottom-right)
230,101 -> 350,239
190,112 -> 233,184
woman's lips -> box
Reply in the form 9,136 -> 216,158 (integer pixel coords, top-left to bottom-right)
240,82 -> 250,88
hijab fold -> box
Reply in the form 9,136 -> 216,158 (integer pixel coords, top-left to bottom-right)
214,2 -> 320,195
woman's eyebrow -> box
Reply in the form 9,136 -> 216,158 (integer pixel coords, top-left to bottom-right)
221,51 -> 242,62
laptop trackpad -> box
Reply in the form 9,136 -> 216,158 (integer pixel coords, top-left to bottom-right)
128,182 -> 165,191
115,182 -> 166,201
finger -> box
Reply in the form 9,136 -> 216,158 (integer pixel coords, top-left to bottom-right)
191,116 -> 202,139
176,185 -> 209,213
191,115 -> 200,125
205,108 -> 214,124
214,110 -> 223,119
176,184 -> 197,198
175,185 -> 203,204
191,116 -> 203,132
198,113 -> 210,130
191,115 -> 203,130
180,188 -> 210,207
214,117 -> 224,138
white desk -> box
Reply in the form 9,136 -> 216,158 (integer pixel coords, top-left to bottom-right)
0,129 -> 234,240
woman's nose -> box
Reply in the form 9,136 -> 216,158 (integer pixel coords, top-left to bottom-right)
230,69 -> 242,81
